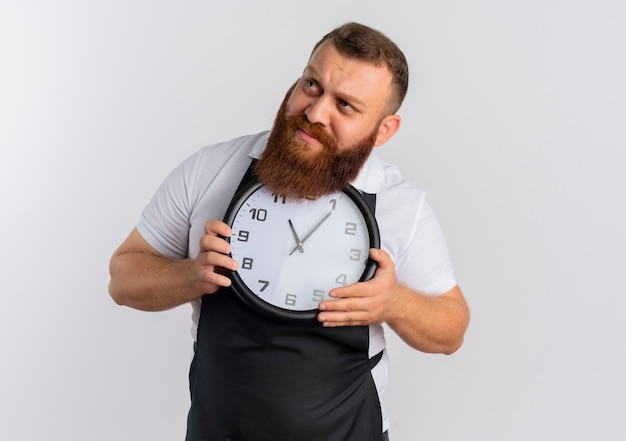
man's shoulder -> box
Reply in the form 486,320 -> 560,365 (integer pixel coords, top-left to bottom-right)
356,153 -> 425,198
196,131 -> 269,159
169,131 -> 269,191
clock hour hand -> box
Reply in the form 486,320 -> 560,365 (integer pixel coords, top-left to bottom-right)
289,211 -> 333,255
288,219 -> 305,255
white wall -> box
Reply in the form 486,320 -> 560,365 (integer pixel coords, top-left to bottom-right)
2,1 -> 625,440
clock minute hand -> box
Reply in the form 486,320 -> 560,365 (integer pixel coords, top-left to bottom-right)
289,211 -> 333,255
288,219 -> 305,255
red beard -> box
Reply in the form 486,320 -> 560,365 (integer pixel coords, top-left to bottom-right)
255,87 -> 378,200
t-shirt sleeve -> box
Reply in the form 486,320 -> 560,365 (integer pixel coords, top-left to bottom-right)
136,153 -> 199,259
388,192 -> 457,295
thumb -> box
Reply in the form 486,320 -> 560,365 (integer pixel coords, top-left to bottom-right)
370,248 -> 393,270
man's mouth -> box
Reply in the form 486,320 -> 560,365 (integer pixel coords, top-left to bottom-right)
295,127 -> 323,146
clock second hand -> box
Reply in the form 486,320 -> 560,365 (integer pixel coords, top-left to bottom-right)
289,211 -> 333,256
288,219 -> 305,255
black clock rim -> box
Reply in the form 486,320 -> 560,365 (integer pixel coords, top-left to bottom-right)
223,179 -> 380,324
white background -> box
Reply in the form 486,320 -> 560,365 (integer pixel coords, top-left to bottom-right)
1,1 -> 625,440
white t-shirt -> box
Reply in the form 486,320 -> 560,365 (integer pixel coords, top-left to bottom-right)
137,131 -> 457,432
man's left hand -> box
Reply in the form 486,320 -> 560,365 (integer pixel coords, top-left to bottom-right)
317,248 -> 399,327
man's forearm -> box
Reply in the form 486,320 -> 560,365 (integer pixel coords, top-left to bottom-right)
386,285 -> 469,355
109,251 -> 201,312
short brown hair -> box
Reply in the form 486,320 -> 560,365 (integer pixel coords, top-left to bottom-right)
312,22 -> 409,114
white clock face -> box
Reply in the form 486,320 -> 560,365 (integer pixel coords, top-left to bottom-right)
227,183 -> 377,313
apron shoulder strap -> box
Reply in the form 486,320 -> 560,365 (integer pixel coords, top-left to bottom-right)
236,158 -> 258,193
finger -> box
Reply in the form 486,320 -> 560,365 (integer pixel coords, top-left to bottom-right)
328,277 -> 376,301
319,296 -> 365,314
204,220 -> 232,237
325,288 -> 352,304
199,250 -> 238,271
199,233 -> 232,255
320,289 -> 385,325
195,266 -> 232,290
317,310 -> 369,327
369,248 -> 393,270
194,250 -> 238,291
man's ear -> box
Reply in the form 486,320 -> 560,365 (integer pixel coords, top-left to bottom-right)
374,115 -> 401,147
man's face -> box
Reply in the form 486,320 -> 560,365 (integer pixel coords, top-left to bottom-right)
255,41 -> 397,199
286,41 -> 395,153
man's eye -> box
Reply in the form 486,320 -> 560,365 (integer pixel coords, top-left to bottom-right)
304,79 -> 317,90
304,79 -> 321,96
338,99 -> 353,111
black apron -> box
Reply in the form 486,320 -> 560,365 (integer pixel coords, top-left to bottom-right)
185,160 -> 383,441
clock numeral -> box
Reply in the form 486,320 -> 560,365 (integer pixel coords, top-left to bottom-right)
258,280 -> 269,292
250,208 -> 267,222
237,230 -> 249,242
349,248 -> 362,261
312,289 -> 325,302
285,293 -> 297,306
329,199 -> 337,210
242,257 -> 254,270
335,274 -> 348,286
272,193 -> 287,204
344,222 -> 357,236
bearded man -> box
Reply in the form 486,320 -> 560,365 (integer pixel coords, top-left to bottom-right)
109,22 -> 469,441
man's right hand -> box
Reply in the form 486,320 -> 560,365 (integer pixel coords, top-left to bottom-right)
193,220 -> 239,294
109,221 -> 237,311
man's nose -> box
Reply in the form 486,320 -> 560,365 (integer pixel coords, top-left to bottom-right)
304,96 -> 332,126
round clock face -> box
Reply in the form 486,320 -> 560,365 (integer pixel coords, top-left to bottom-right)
224,179 -> 379,322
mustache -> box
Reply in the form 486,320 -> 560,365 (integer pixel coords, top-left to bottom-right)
288,114 -> 336,150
